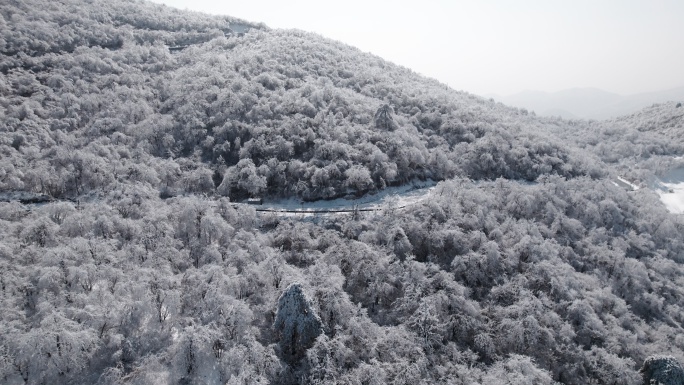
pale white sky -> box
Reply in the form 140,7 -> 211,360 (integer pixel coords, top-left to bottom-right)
148,0 -> 684,96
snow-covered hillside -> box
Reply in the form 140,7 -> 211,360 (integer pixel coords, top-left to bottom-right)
2,1 -> 684,384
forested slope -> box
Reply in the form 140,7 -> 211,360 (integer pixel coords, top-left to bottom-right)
535,101 -> 684,185
1,0 -> 600,203
1,1 -> 684,384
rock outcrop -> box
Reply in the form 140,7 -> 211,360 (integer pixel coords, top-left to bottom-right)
640,356 -> 684,385
273,282 -> 322,365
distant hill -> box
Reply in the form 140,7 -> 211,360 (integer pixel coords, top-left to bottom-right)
613,101 -> 684,134
491,86 -> 684,120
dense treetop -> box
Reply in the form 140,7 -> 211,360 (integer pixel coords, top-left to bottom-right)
1,1 -> 684,384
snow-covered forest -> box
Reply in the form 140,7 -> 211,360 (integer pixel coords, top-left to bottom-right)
1,0 -> 684,384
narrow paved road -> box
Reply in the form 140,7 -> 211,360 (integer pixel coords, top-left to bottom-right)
251,181 -> 437,215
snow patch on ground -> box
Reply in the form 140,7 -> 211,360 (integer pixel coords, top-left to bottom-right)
615,176 -> 640,191
653,167 -> 684,214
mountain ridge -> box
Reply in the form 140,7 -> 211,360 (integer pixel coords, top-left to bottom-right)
491,86 -> 684,120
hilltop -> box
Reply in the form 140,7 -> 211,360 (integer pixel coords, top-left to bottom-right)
1,1 -> 684,385
1,0 -> 599,204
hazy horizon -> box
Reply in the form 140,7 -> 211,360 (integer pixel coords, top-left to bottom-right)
147,0 -> 684,97
487,85 -> 684,98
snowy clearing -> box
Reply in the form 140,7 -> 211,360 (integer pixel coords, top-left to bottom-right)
653,167 -> 684,214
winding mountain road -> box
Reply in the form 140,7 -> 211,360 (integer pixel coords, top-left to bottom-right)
249,181 -> 438,215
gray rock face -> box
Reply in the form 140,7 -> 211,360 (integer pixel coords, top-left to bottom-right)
640,356 -> 684,385
273,282 -> 322,365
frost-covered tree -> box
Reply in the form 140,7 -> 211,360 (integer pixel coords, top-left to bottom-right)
218,159 -> 267,199
273,282 -> 322,365
344,165 -> 374,193
374,104 -> 397,130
